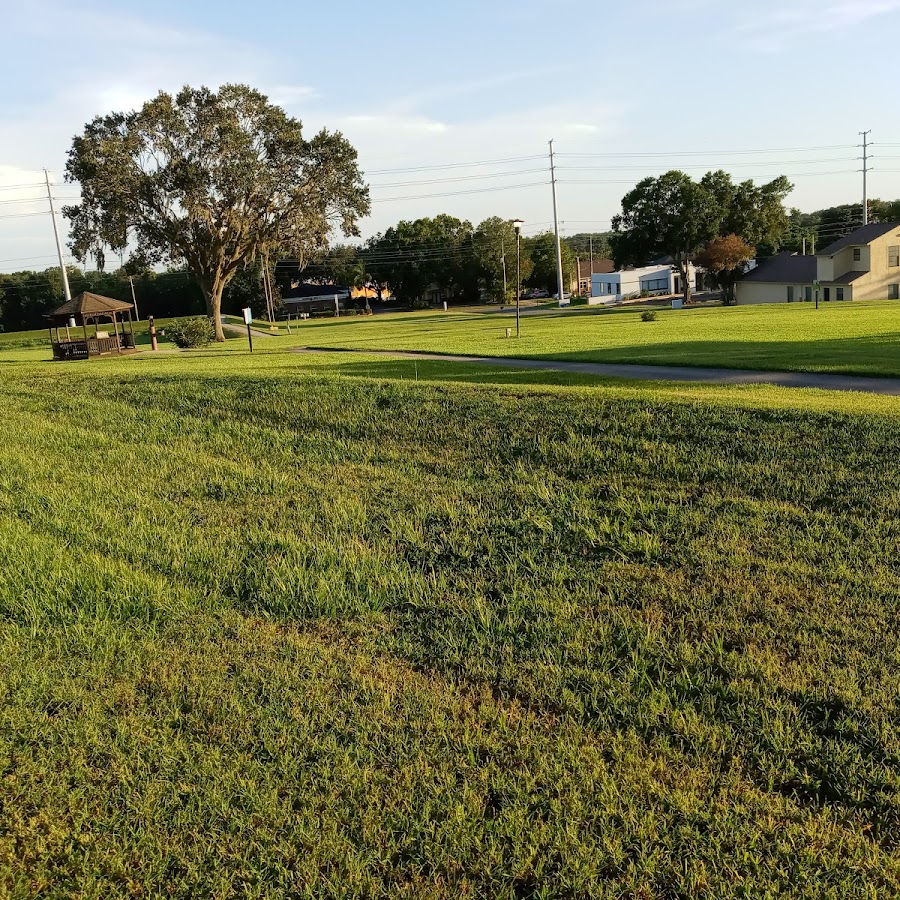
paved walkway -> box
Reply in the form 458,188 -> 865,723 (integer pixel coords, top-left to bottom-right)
222,322 -> 275,339
297,348 -> 900,396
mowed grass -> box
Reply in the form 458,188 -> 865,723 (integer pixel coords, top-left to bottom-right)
281,300 -> 900,377
3,350 -> 900,896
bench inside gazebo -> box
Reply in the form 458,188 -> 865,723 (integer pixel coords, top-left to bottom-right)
46,292 -> 138,360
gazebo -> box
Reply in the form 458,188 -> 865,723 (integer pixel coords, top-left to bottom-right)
46,292 -> 137,360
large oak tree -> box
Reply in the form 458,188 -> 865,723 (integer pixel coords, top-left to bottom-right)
611,171 -> 719,306
611,170 -> 793,306
64,84 -> 369,340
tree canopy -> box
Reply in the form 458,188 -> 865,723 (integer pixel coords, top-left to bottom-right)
525,232 -> 575,294
611,171 -> 720,304
696,235 -> 756,306
363,216 -> 477,308
611,170 -> 793,304
64,83 -> 369,340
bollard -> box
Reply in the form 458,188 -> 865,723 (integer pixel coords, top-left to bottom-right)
148,315 -> 158,351
505,327 -> 512,338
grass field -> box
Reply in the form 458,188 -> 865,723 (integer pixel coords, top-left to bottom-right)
2,345 -> 900,897
278,300 -> 900,378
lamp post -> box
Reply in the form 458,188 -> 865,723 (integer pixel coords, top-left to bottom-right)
513,219 -> 524,338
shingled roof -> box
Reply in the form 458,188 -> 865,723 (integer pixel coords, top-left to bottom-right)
817,222 -> 900,256
47,291 -> 134,320
740,253 -> 816,284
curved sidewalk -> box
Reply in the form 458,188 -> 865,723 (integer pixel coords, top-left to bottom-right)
297,347 -> 900,396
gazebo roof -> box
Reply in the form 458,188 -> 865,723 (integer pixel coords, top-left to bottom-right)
47,291 -> 134,320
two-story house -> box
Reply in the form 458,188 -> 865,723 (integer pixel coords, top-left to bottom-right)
735,222 -> 900,304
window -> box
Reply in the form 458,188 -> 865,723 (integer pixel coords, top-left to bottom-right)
787,286 -> 794,302
890,284 -> 900,300
823,287 -> 830,302
643,277 -> 669,293
804,286 -> 812,301
837,288 -> 844,301
853,248 -> 861,262
889,245 -> 899,268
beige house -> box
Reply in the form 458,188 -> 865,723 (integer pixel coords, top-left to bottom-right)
736,222 -> 900,304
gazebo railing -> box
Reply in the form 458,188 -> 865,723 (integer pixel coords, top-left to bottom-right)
51,332 -> 137,360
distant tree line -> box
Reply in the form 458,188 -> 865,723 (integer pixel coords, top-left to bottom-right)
4,185 -> 897,331
0,260 -> 274,333
292,215 -> 581,308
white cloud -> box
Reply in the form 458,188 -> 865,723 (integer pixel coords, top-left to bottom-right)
734,0 -> 900,50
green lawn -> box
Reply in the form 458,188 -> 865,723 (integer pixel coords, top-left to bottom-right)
2,349 -> 900,896
277,300 -> 900,377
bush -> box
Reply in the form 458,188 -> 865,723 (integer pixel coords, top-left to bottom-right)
641,310 -> 658,322
167,317 -> 215,348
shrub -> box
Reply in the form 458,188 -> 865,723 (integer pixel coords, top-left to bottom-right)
167,317 -> 215,348
641,310 -> 658,322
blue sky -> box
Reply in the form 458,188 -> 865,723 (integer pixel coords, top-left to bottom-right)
2,0 -> 900,271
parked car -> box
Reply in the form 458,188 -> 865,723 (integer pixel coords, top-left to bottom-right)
531,289 -> 549,299
551,291 -> 571,300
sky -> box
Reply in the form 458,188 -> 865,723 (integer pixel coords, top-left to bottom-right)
2,0 -> 900,272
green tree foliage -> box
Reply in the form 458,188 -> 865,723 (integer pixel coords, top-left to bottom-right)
524,232 -> 575,294
472,217 -> 531,304
611,171 -> 720,305
64,83 -> 369,341
563,232 -> 613,260
700,171 -> 792,249
364,216 -> 477,308
612,171 -> 793,304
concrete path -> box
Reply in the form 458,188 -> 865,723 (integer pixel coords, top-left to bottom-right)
222,322 -> 275,339
296,347 -> 900,396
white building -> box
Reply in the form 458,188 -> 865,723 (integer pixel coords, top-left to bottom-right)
591,263 -> 698,300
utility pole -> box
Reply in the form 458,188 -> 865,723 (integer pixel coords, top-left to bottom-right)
44,169 -> 71,304
802,237 -> 806,256
589,234 -> 594,294
549,140 -> 566,306
860,130 -> 871,225
513,219 -> 524,337
128,275 -> 140,319
575,255 -> 581,295
501,238 -> 508,303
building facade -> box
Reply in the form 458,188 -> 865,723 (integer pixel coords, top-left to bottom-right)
591,263 -> 698,300
736,222 -> 900,304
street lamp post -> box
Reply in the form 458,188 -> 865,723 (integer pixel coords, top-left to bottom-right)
513,219 -> 524,338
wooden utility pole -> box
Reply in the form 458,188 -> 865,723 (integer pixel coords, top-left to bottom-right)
128,276 -> 140,319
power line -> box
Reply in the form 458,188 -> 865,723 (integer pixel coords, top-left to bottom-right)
369,180 -> 550,203
364,154 -> 545,175
556,144 -> 859,158
556,157 -> 857,171
368,168 -> 547,188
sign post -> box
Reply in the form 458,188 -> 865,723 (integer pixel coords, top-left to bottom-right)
813,280 -> 820,310
242,307 -> 253,353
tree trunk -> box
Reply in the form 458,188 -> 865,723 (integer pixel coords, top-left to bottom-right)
677,258 -> 692,306
198,275 -> 227,341
210,281 -> 226,342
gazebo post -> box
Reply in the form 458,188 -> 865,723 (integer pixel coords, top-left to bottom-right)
127,308 -> 135,345
83,316 -> 90,356
112,311 -> 122,353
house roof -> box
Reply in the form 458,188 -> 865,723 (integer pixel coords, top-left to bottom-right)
740,253 -> 816,284
578,258 -> 615,278
283,282 -> 350,300
47,291 -> 133,320
824,270 -> 867,285
817,221 -> 900,256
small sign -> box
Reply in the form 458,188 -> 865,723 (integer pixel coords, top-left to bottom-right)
242,307 -> 252,325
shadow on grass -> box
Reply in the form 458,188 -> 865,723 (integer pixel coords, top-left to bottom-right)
511,333 -> 900,377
